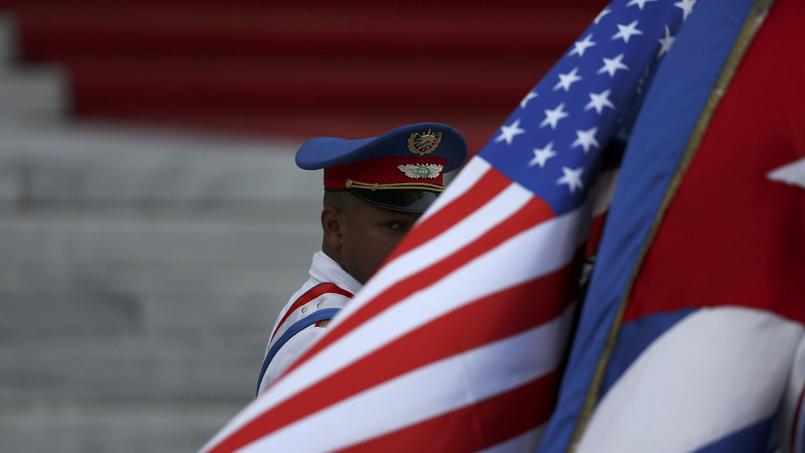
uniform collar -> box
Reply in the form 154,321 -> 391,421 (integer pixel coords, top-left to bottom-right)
309,250 -> 362,295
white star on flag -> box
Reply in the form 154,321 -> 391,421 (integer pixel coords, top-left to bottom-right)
572,127 -> 600,153
554,67 -> 583,92
528,142 -> 558,168
627,0 -> 658,10
584,89 -> 615,114
558,166 -> 584,193
570,34 -> 596,57
495,118 -> 525,145
520,91 -> 538,108
598,53 -> 629,77
658,26 -> 675,57
612,20 -> 644,43
675,0 -> 696,20
540,103 -> 569,129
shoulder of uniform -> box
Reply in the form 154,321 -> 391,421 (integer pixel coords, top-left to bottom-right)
256,283 -> 352,395
269,282 -> 353,343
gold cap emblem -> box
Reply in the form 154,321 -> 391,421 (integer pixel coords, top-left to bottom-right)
407,129 -> 442,156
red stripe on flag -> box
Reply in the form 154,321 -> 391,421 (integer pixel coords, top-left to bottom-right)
208,250 -> 581,453
387,167 -> 511,262
338,370 -> 561,453
291,196 -> 555,376
270,283 -> 353,342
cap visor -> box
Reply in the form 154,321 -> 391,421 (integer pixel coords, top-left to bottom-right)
348,189 -> 439,214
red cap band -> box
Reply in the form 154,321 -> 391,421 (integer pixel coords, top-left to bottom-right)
324,156 -> 448,191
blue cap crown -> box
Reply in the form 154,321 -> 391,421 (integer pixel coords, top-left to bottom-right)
295,122 -> 468,172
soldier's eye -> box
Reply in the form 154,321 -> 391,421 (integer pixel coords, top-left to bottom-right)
385,221 -> 402,230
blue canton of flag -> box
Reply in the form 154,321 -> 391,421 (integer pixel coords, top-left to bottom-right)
482,0 -> 689,215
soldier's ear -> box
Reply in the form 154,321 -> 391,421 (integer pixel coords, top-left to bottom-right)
321,207 -> 343,249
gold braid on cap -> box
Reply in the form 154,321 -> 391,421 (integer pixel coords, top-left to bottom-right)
345,179 -> 445,192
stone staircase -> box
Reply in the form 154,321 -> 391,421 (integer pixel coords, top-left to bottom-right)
0,15 -> 321,452
0,122 -> 322,452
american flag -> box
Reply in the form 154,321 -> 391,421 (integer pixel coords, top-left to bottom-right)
202,1 -> 687,451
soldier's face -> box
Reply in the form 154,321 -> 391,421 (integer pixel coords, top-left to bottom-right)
340,201 -> 420,284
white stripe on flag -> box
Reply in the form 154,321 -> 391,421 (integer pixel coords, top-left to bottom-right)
418,156 -> 492,223
577,307 -> 804,453
242,306 -> 576,452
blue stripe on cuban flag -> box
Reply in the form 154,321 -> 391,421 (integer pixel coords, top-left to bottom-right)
481,0 -> 682,217
693,416 -> 778,453
599,308 -> 694,394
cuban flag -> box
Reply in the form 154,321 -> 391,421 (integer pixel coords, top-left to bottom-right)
539,0 -> 805,452
201,1 -> 705,452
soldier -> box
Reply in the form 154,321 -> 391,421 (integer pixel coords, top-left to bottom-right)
256,123 -> 468,394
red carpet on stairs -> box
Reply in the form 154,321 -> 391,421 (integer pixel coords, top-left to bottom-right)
0,0 -> 605,151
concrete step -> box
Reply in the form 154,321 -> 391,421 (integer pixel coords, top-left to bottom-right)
0,291 -> 144,338
0,260 -> 313,299
0,212 -> 320,265
0,122 -> 312,205
0,288 -> 294,339
0,402 -> 239,453
0,65 -> 66,120
0,262 -> 308,296
0,336 -> 264,404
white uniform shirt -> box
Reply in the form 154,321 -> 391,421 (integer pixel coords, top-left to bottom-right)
256,251 -> 361,395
